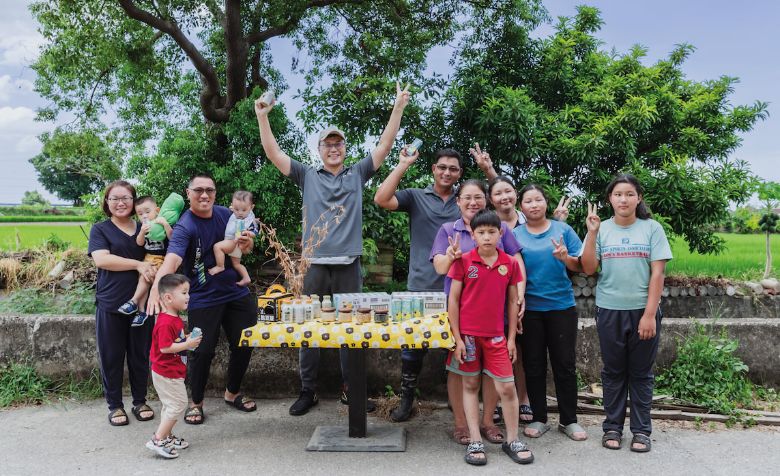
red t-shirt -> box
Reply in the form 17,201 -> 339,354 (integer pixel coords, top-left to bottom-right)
447,248 -> 522,337
150,312 -> 187,379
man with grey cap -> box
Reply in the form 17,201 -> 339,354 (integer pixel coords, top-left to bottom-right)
255,82 -> 411,416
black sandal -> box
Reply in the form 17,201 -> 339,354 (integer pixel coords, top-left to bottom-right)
224,394 -> 256,412
131,404 -> 154,422
464,441 -> 487,466
630,433 -> 652,453
602,430 -> 622,450
108,408 -> 129,426
184,406 -> 205,425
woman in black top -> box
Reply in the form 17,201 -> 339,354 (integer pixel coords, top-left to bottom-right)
88,180 -> 157,426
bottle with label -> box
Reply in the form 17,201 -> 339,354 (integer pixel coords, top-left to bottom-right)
464,335 -> 476,362
293,298 -> 305,324
281,301 -> 293,323
310,294 -> 321,320
322,295 -> 332,309
304,298 -> 313,322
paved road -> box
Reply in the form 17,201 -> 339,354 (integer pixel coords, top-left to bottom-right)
2,397 -> 779,475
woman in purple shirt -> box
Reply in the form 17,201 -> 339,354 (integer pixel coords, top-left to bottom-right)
430,179 -> 525,446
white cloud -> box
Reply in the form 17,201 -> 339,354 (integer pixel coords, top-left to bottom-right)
0,33 -> 43,66
0,105 -> 37,130
0,75 -> 34,102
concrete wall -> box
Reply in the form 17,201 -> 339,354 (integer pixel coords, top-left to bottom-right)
2,295 -> 779,399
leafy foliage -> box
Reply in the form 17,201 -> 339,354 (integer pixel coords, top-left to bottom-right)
656,321 -> 754,415
20,191 -> 50,207
441,5 -> 766,254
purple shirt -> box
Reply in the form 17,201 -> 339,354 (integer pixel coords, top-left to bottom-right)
429,218 -> 521,295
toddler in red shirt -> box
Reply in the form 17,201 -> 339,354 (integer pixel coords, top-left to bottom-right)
446,209 -> 534,466
146,273 -> 202,459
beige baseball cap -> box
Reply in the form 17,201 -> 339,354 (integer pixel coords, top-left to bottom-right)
318,126 -> 346,141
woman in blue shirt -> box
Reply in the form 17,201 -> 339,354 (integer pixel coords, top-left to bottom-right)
512,184 -> 587,441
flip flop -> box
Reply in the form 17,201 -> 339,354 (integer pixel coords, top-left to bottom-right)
184,406 -> 205,425
452,426 -> 470,445
131,403 -> 154,422
519,404 -> 533,422
224,394 -> 256,412
558,422 -> 588,441
479,425 -> 505,444
464,441 -> 487,466
523,421 -> 550,438
502,440 -> 534,465
107,408 -> 129,427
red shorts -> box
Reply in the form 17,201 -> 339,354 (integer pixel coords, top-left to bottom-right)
446,335 -> 514,382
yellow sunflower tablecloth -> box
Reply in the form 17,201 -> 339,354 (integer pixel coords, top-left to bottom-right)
238,313 -> 455,350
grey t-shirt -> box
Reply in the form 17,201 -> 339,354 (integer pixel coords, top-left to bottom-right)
395,185 -> 460,292
288,154 -> 376,258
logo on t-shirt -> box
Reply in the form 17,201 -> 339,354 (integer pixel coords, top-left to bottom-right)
467,265 -> 478,279
621,237 -> 630,244
497,265 -> 508,276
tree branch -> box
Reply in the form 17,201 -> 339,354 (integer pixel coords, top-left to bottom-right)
117,0 -> 226,122
204,0 -> 226,28
245,0 -> 366,45
224,0 -> 249,111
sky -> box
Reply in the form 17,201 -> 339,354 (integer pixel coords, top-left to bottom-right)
0,0 -> 778,204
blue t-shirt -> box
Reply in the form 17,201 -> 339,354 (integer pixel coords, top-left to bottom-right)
88,219 -> 145,312
167,206 -> 249,310
514,220 -> 582,311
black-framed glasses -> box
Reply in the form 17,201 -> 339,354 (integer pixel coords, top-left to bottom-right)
107,196 -> 134,203
189,187 -> 216,196
435,164 -> 461,173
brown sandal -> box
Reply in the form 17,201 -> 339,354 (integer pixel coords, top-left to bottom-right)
452,426 -> 470,445
480,425 -> 505,444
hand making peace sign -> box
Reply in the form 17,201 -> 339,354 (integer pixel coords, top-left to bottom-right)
551,234 -> 569,262
468,142 -> 493,172
446,233 -> 462,261
586,202 -> 601,233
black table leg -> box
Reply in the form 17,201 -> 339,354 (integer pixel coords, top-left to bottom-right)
348,348 -> 367,437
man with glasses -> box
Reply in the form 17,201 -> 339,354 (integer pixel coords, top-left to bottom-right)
147,174 -> 258,424
255,82 -> 411,416
373,148 -> 464,421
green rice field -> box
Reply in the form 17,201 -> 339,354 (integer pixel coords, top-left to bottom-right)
0,224 -> 91,251
666,233 -> 778,279
0,225 -> 776,279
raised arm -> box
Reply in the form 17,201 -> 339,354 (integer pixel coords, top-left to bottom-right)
580,202 -> 601,275
373,149 -> 419,211
255,97 -> 292,176
469,143 -> 498,181
370,82 -> 411,170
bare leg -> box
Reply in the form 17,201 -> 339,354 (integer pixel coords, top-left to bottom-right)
154,418 -> 177,441
482,374 -> 499,428
495,379 -> 532,460
131,274 -> 150,308
232,256 -> 251,286
462,375 -> 485,462
209,240 -> 235,275
448,372 -> 467,428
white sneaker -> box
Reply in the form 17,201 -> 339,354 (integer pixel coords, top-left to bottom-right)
145,436 -> 179,459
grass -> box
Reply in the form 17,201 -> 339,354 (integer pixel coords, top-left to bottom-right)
0,216 -> 87,223
667,233 -> 778,280
0,224 -> 90,251
0,362 -> 103,407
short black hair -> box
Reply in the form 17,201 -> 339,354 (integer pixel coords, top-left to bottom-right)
188,173 -> 215,187
434,148 -> 463,170
232,190 -> 254,203
158,273 -> 189,296
470,209 -> 501,231
134,195 -> 156,207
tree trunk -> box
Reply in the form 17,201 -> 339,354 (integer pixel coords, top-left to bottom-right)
765,231 -> 772,279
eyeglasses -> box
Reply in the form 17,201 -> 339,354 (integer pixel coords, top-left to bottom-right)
435,164 -> 461,173
107,196 -> 134,203
319,141 -> 345,150
460,195 -> 486,202
189,187 -> 217,196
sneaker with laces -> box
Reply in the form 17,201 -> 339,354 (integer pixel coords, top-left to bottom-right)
168,434 -> 189,449
131,312 -> 149,327
118,300 -> 138,315
289,389 -> 319,416
145,436 -> 179,459
340,387 -> 376,413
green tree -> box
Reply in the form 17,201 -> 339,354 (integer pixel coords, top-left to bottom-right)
29,128 -> 122,206
757,181 -> 780,278
441,5 -> 766,254
21,190 -> 50,207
